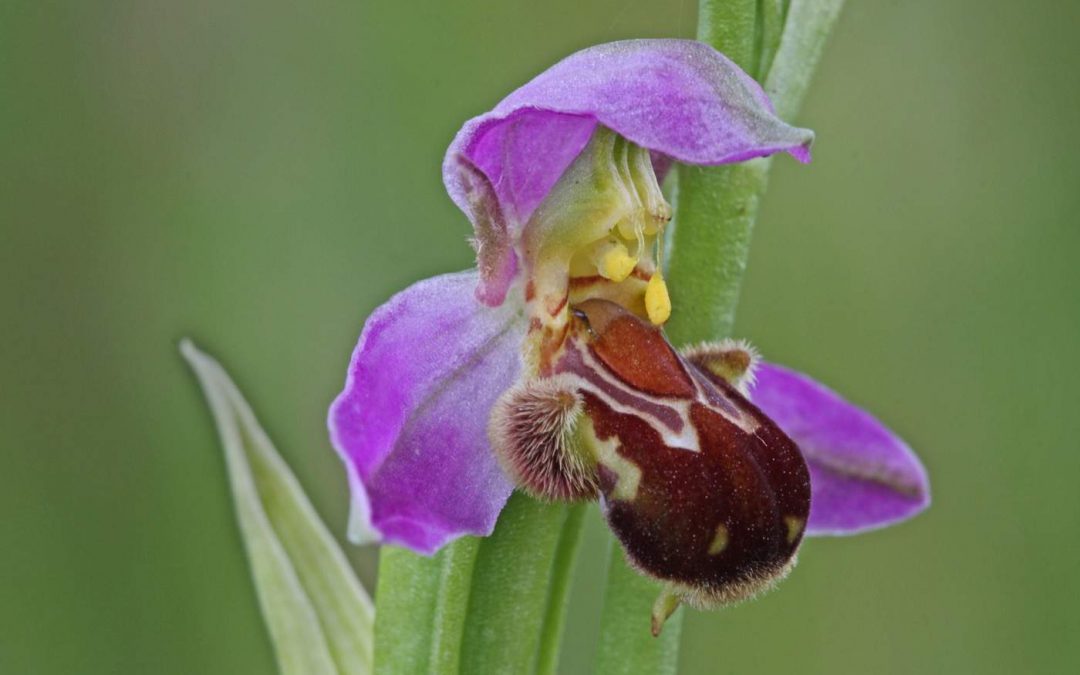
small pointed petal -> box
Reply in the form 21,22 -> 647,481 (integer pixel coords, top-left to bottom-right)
444,39 -> 814,247
750,364 -> 931,535
328,271 -> 525,554
681,339 -> 760,395
651,587 -> 681,637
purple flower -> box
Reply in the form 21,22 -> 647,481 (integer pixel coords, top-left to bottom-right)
329,40 -> 929,609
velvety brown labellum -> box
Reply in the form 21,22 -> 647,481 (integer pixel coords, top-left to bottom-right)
566,300 -> 811,607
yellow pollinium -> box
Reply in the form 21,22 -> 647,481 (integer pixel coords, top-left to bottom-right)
594,240 -> 638,282
645,271 -> 671,325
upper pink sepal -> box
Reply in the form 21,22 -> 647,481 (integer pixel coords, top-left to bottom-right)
444,39 -> 814,307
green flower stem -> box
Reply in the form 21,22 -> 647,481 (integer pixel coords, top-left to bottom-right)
666,0 -> 780,346
666,158 -> 770,345
668,0 -> 845,345
595,544 -> 683,675
458,497 -> 578,673
534,504 -> 588,675
373,495 -> 585,674
373,542 -> 474,674
599,0 -> 846,671
697,0 -> 783,82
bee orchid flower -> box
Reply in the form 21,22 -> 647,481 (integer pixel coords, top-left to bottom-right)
328,39 -> 929,621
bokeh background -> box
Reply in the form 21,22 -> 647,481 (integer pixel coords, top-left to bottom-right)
3,1 -> 1078,673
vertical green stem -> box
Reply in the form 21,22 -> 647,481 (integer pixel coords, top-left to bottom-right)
427,539 -> 481,673
373,545 -> 450,674
373,495 -> 585,675
458,497 -> 576,673
668,0 -> 845,345
666,158 -> 770,345
696,0 -> 759,76
534,504 -> 588,675
595,3 -> 764,672
666,0 -> 773,346
595,543 -> 684,675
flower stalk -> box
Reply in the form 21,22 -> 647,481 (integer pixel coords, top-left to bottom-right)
372,498 -> 584,674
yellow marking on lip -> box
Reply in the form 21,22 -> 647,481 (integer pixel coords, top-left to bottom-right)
784,515 -> 805,544
708,523 -> 729,555
583,419 -> 641,501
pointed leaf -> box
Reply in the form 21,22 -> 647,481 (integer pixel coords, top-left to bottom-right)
182,340 -> 373,675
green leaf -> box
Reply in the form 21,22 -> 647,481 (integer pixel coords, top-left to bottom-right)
181,339 -> 374,675
595,543 -> 684,675
372,495 -> 585,675
534,503 -> 587,675
373,538 -> 479,674
764,0 -> 847,120
757,0 -> 788,83
459,496 -> 578,674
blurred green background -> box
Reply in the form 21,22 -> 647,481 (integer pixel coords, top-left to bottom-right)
2,0 -> 1078,673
